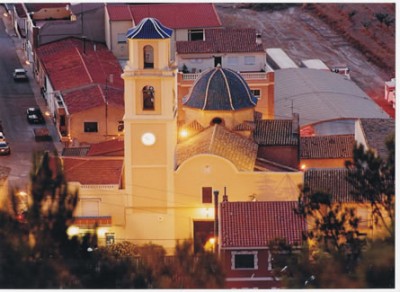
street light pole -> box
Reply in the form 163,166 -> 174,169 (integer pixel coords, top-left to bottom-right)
213,190 -> 219,254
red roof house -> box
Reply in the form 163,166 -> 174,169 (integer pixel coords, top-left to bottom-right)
36,37 -> 125,145
219,200 -> 307,289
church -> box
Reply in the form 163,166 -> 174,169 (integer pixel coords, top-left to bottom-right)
67,17 -> 303,253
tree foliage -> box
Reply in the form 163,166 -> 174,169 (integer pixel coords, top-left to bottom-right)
281,134 -> 395,288
0,151 -> 225,288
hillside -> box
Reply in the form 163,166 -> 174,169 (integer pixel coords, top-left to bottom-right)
215,3 -> 395,117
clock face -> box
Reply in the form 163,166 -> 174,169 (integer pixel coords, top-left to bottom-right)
141,132 -> 156,146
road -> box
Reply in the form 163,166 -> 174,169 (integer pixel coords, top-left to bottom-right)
0,13 -> 56,190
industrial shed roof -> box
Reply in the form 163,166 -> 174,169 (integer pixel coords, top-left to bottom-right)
274,68 -> 390,128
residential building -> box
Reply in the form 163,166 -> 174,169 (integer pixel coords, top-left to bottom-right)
176,27 -> 274,121
219,200 -> 307,288
354,118 -> 395,160
10,3 -> 105,65
105,3 -> 222,61
300,134 -> 354,169
35,37 -> 124,145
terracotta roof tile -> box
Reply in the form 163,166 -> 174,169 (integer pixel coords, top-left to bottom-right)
107,3 -> 221,28
106,4 -> 132,21
220,201 -> 307,248
254,119 -> 299,146
176,124 -> 258,171
176,28 -> 264,54
36,38 -> 124,113
304,168 -> 361,203
129,3 -> 221,28
300,134 -> 354,159
62,158 -> 123,185
359,118 -> 394,160
87,140 -> 124,156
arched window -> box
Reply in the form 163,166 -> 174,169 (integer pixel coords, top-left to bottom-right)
143,85 -> 155,110
144,45 -> 154,68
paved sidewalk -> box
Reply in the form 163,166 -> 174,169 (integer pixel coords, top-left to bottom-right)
1,5 -> 64,154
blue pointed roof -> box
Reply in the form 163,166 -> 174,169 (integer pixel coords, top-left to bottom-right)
183,66 -> 258,111
126,17 -> 173,39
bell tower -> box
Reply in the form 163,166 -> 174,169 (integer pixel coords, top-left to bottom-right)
122,18 -> 178,251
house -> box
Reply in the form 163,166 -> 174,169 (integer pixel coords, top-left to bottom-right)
105,3 -> 222,61
176,28 -> 265,73
274,68 -> 391,136
303,168 -> 390,239
13,2 -> 105,65
354,118 -> 395,160
35,37 -> 125,146
175,27 -> 274,120
219,200 -> 307,289
300,134 -> 355,169
253,115 -> 300,170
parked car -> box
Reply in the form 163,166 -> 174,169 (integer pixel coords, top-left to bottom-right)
0,141 -> 10,155
13,68 -> 28,81
26,107 -> 45,124
0,131 -> 5,141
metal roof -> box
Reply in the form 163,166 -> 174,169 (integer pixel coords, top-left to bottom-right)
274,68 -> 390,127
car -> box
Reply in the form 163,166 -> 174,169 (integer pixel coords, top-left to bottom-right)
26,107 -> 45,124
0,141 -> 10,155
13,68 -> 28,81
0,131 -> 5,141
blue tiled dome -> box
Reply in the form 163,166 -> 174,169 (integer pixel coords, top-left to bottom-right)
183,66 -> 258,110
126,17 -> 173,39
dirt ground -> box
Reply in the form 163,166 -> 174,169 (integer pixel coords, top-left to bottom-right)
215,3 -> 395,118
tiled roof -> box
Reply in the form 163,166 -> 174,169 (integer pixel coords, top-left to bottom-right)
62,158 -> 123,185
304,168 -> 360,203
220,201 -> 306,248
233,121 -> 256,132
359,118 -> 395,160
176,124 -> 258,171
127,17 -> 173,39
300,134 -> 354,159
36,38 -> 124,113
254,119 -> 299,146
106,4 -> 132,21
183,67 -> 257,110
87,140 -> 124,156
106,3 -> 222,28
176,28 -> 264,54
